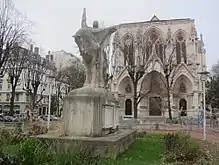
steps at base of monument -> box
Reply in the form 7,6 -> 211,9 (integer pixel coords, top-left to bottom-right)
119,119 -> 139,129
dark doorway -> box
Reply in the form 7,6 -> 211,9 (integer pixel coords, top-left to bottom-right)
149,97 -> 162,116
125,99 -> 132,115
43,107 -> 46,115
179,99 -> 187,116
39,108 -> 42,116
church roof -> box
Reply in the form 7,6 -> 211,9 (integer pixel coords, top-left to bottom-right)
118,17 -> 194,28
150,15 -> 159,21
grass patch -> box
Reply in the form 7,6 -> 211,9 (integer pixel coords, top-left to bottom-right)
2,130 -> 219,165
102,134 -> 164,165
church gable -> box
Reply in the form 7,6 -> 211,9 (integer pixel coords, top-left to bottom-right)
150,15 -> 160,21
174,63 -> 195,80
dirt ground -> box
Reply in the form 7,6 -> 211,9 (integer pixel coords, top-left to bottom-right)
146,129 -> 219,144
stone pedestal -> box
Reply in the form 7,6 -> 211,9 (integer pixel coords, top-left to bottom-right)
63,87 -> 119,137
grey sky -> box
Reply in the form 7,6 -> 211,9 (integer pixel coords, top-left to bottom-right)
15,0 -> 218,68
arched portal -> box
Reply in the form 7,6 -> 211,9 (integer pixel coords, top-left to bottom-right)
149,97 -> 162,116
173,74 -> 193,111
125,99 -> 132,115
179,99 -> 187,116
141,71 -> 166,116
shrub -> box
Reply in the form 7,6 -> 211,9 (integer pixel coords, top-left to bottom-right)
18,138 -> 54,165
137,132 -> 147,138
55,148 -> 101,165
28,124 -> 48,135
163,132 -> 214,164
0,128 -> 26,150
0,152 -> 20,165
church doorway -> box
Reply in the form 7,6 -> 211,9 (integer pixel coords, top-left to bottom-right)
179,99 -> 187,116
149,97 -> 162,116
125,99 -> 132,115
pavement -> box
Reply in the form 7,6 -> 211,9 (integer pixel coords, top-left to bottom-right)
144,126 -> 219,144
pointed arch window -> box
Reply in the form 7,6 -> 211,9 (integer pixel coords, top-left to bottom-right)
176,32 -> 187,64
144,29 -> 163,63
123,35 -> 134,66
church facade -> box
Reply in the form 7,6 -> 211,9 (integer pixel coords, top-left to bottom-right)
110,16 -> 207,119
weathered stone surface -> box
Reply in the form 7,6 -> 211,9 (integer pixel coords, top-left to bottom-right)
37,129 -> 137,159
63,86 -> 118,137
74,8 -> 116,88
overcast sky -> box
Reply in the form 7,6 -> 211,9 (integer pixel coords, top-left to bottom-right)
15,0 -> 218,68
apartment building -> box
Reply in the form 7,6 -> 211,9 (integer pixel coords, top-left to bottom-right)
0,46 -> 69,116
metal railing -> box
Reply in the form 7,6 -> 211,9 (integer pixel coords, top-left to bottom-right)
119,110 -> 219,142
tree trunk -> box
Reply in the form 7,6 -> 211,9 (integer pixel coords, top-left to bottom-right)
133,83 -> 138,118
9,86 -> 16,116
167,88 -> 172,120
28,95 -> 35,123
166,76 -> 172,120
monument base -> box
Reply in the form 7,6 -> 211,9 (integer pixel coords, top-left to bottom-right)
63,86 -> 118,137
37,129 -> 137,159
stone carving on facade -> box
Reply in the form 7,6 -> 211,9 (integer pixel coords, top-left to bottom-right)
125,84 -> 132,93
179,83 -> 186,93
166,27 -> 172,43
190,24 -> 197,40
74,8 -> 117,88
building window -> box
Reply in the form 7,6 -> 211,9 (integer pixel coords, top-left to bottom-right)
125,99 -> 132,115
46,55 -> 49,60
145,29 -> 163,63
123,34 -> 134,66
0,79 -> 2,90
0,94 -> 1,101
50,55 -> 53,61
6,94 -> 10,101
176,31 -> 187,64
7,83 -> 10,89
15,94 -> 19,101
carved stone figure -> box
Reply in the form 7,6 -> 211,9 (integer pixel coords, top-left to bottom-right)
73,8 -> 117,88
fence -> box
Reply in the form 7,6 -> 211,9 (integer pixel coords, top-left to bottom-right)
119,110 -> 219,142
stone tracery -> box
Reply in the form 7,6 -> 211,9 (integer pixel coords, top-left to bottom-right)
144,28 -> 164,63
175,31 -> 187,64
122,33 -> 135,66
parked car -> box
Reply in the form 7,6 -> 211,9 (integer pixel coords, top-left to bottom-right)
3,115 -> 20,122
3,116 -> 13,122
0,114 -> 4,122
42,115 -> 57,121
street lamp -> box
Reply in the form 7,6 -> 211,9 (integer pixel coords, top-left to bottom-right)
198,71 -> 210,140
47,75 -> 54,129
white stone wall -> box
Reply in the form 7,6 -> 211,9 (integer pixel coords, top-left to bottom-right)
51,50 -> 79,71
110,17 -> 206,118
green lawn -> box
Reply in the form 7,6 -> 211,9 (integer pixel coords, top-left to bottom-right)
2,132 -> 219,165
102,134 -> 164,165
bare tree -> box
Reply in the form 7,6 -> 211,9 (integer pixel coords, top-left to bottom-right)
23,47 -> 55,122
6,44 -> 28,115
61,58 -> 85,90
0,0 -> 31,75
114,30 -> 150,118
53,63 -> 69,116
114,29 -> 176,119
52,58 -> 85,116
161,47 -> 177,119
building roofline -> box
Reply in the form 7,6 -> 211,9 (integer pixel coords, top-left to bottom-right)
117,17 -> 195,28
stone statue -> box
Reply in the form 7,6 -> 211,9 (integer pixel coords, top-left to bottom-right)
73,8 -> 117,88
